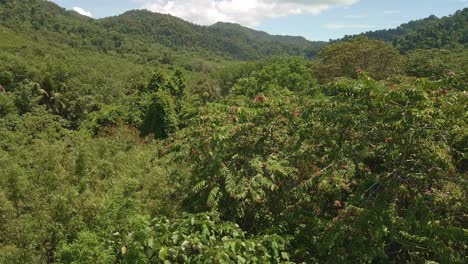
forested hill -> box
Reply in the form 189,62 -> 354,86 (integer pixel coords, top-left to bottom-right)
0,0 -> 323,60
339,8 -> 468,52
2,0 -> 464,59
209,21 -> 313,47
99,10 -> 324,59
0,0 -> 137,54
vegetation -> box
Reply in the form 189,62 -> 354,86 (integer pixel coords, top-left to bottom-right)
0,0 -> 466,263
100,10 -> 325,60
340,8 -> 468,52
315,37 -> 404,81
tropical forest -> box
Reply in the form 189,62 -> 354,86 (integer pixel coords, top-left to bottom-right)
0,0 -> 466,263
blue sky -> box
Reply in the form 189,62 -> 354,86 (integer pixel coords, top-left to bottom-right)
51,0 -> 467,41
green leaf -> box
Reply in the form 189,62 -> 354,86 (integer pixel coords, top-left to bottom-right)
159,247 -> 169,261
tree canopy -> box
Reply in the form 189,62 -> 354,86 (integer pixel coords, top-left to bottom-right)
0,1 -> 466,263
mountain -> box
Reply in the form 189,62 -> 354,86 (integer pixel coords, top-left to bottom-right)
1,0 -> 466,59
209,22 -> 314,47
99,10 -> 325,60
339,8 -> 468,52
0,0 -> 133,53
0,0 -> 323,60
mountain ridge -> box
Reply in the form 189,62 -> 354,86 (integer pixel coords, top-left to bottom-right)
0,0 -> 323,60
338,8 -> 468,51
0,0 -> 466,59
98,9 -> 324,59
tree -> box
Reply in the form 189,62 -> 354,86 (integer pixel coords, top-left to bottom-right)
36,75 -> 68,115
315,36 -> 403,82
0,91 -> 15,117
140,89 -> 178,138
146,71 -> 165,92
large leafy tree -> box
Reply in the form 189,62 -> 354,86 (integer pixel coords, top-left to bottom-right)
168,68 -> 467,263
316,37 -> 403,82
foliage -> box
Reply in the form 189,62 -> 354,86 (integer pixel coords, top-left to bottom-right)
315,37 -> 404,82
404,49 -> 468,90
84,70 -> 184,138
0,115 -> 178,262
140,89 -> 178,138
0,91 -> 15,117
339,8 -> 468,52
395,9 -> 468,52
167,70 -> 467,263
111,213 -> 291,263
0,0 -> 323,61
100,10 -> 323,60
0,1 -> 466,263
56,232 -> 116,264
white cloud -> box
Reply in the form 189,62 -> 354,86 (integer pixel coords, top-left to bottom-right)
73,7 -> 93,17
322,23 -> 375,29
136,0 -> 359,27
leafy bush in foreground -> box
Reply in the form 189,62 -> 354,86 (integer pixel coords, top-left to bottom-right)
169,70 -> 467,263
110,213 -> 291,264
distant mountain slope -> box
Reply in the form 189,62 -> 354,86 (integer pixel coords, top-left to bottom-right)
0,0 -> 323,60
0,0 -> 133,53
2,0 -> 465,59
209,22 -> 314,47
339,8 -> 468,52
99,10 -> 325,60
0,0 -> 233,75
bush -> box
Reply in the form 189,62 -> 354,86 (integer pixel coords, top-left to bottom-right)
113,213 -> 291,263
140,89 -> 178,138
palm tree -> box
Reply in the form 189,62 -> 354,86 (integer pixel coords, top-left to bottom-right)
35,76 -> 68,115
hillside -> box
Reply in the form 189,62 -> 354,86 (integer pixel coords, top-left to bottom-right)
99,10 -> 324,59
0,0 -> 323,60
0,0 -> 151,55
209,21 -> 315,47
340,8 -> 468,52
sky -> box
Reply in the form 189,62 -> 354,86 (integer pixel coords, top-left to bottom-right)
50,0 -> 468,41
